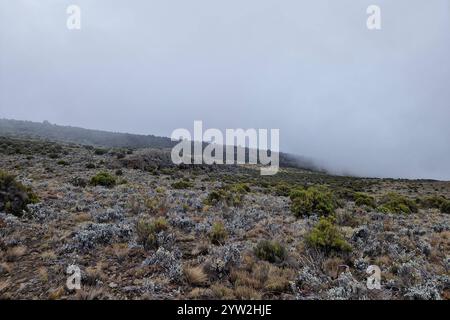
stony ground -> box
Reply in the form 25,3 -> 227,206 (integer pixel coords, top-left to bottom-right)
0,137 -> 449,300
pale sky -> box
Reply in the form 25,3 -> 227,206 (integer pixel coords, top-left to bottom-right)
1,0 -> 450,179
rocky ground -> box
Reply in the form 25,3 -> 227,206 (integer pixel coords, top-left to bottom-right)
0,137 -> 449,300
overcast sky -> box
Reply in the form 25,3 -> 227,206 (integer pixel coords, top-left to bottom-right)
1,0 -> 449,180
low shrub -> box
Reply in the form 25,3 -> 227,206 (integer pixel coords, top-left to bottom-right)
420,195 -> 447,209
204,184 -> 247,207
440,200 -> 450,214
204,190 -> 226,205
0,170 -> 39,216
70,177 -> 87,188
90,172 -> 116,188
86,163 -> 96,169
305,217 -> 351,253
273,183 -> 292,197
254,240 -> 287,263
136,217 -> 169,250
377,193 -> 418,214
94,148 -> 108,155
354,192 -> 376,208
209,222 -> 228,245
171,180 -> 193,189
57,160 -> 69,166
230,183 -> 251,194
290,186 -> 335,217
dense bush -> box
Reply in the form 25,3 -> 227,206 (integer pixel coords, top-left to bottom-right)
171,180 -> 193,189
354,192 -> 376,208
90,172 -> 117,188
136,217 -> 169,249
0,170 -> 39,216
209,222 -> 228,245
204,189 -> 226,205
305,217 -> 351,253
57,160 -> 69,166
419,195 -> 447,209
230,183 -> 251,194
86,163 -> 96,169
273,183 -> 293,197
204,183 -> 249,207
70,176 -> 87,188
94,148 -> 108,155
290,186 -> 335,217
254,240 -> 287,263
440,200 -> 450,214
377,193 -> 418,214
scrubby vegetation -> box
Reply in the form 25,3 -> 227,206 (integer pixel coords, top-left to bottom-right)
171,179 -> 193,189
420,195 -> 447,209
290,186 -> 335,217
377,192 -> 418,214
254,240 -> 287,263
272,182 -> 293,196
353,192 -> 376,208
305,217 -> 351,253
136,217 -> 169,250
209,222 -> 228,245
1,132 -> 449,300
440,200 -> 450,214
204,183 -> 250,207
0,170 -> 39,216
90,172 -> 117,188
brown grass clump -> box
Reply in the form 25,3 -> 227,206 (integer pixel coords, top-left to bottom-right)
0,262 -> 12,275
83,265 -> 106,287
230,262 -> 295,297
210,283 -> 235,299
322,257 -> 345,279
74,288 -> 107,300
234,286 -> 262,300
429,231 -> 450,265
109,243 -> 130,262
230,269 -> 261,289
6,245 -> 27,262
188,288 -> 213,299
40,250 -> 57,261
73,212 -> 92,224
48,286 -> 65,300
184,265 -> 208,286
38,267 -> 49,283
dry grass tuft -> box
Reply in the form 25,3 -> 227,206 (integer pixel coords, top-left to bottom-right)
211,283 -> 235,299
40,250 -> 57,261
322,257 -> 345,278
6,245 -> 27,261
109,243 -> 130,262
38,267 -> 49,283
188,287 -> 213,299
0,262 -> 12,275
184,265 -> 208,286
74,288 -> 106,300
73,212 -> 92,224
48,286 -> 65,300
234,285 -> 262,300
